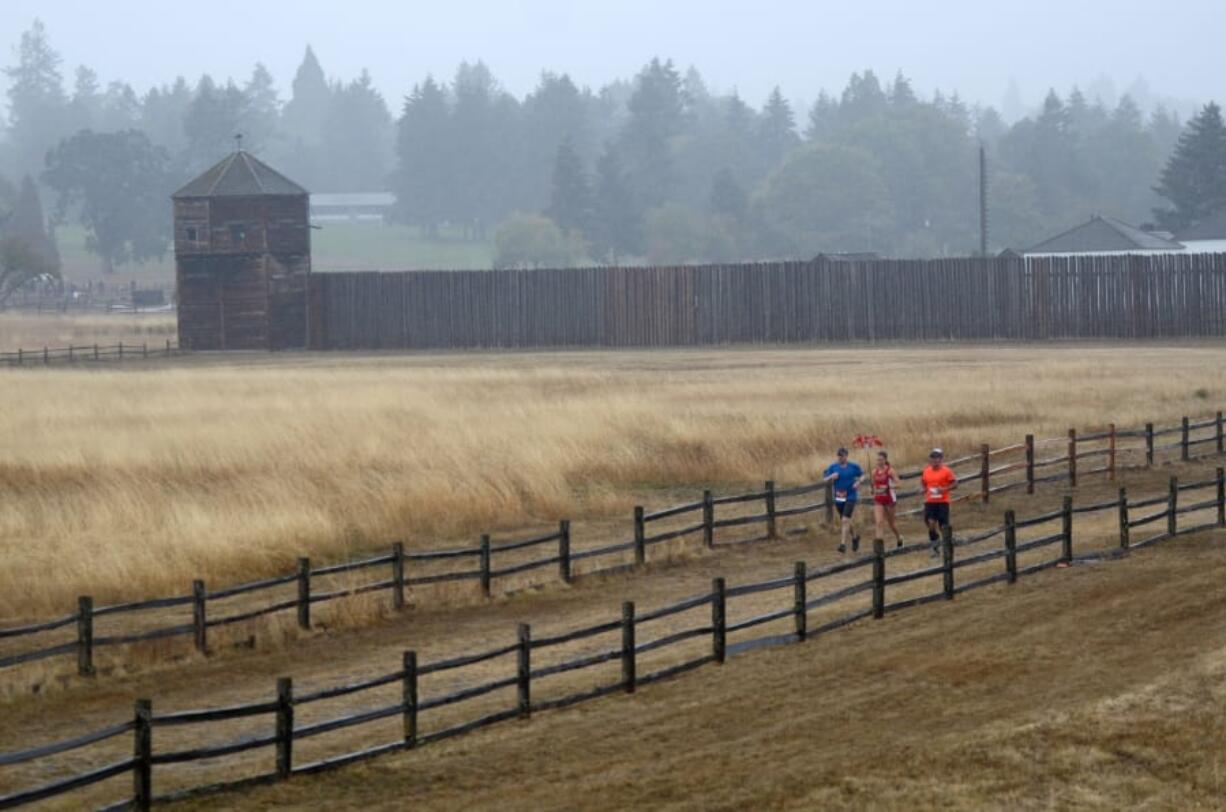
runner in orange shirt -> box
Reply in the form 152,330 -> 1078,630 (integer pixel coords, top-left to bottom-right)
920,448 -> 957,557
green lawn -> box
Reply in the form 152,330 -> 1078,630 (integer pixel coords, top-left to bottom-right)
53,223 -> 495,287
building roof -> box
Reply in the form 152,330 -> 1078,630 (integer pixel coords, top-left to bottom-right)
310,192 -> 396,208
173,151 -> 308,199
1026,215 -> 1184,254
1176,208 -> 1226,242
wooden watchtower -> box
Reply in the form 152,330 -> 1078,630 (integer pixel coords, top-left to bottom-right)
172,150 -> 311,350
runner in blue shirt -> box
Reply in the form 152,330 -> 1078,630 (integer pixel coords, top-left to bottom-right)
823,448 -> 864,553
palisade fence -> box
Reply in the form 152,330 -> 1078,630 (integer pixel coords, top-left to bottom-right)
2,463 -> 1224,809
308,253 -> 1226,350
0,340 -> 182,367
1,411 -> 1223,685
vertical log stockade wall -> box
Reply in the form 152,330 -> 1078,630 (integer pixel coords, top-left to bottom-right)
307,253 -> 1226,350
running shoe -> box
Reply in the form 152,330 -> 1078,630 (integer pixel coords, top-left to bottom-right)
837,542 -> 846,554
852,535 -> 861,553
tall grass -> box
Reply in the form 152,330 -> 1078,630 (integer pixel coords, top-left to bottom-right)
1,342 -> 1223,616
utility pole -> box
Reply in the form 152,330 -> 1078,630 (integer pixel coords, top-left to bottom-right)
979,143 -> 989,257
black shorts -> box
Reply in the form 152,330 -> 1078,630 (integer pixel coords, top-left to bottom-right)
835,500 -> 857,518
923,503 -> 950,526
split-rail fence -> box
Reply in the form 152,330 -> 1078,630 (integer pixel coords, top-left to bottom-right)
1,411 -> 1222,684
1,453 -> 1223,808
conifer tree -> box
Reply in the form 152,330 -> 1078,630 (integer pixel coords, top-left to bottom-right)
1153,102 -> 1226,230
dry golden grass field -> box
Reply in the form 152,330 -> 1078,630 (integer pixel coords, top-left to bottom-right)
0,312 -> 176,350
2,323 -> 1225,620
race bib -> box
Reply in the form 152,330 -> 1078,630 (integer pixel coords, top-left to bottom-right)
929,486 -> 942,497
835,489 -> 848,501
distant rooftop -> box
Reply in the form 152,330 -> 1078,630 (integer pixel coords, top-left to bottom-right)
173,151 -> 308,199
1026,215 -> 1184,254
311,193 -> 395,208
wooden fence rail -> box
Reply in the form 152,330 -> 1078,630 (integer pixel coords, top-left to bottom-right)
0,341 -> 182,367
1,411 -> 1223,681
3,467 -> 1223,810
307,253 -> 1226,350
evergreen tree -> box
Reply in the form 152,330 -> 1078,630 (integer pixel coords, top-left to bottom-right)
140,77 -> 193,158
98,81 -> 141,132
2,175 -> 60,272
4,19 -> 69,175
1153,102 -> 1226,230
183,76 -> 248,169
589,143 -> 639,262
319,70 -> 393,192
520,72 -> 590,213
68,66 -> 102,133
546,137 -> 591,236
241,63 -> 280,153
709,167 -> 747,221
759,86 -> 799,168
805,91 -> 837,141
621,58 -> 685,207
392,76 -> 452,233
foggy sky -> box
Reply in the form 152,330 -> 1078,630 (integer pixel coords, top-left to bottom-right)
2,0 -> 1223,116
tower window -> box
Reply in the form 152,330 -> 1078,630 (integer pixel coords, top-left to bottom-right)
185,227 -> 198,242
229,224 -> 246,244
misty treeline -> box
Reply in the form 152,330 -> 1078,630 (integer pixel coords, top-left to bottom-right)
1,19 -> 1224,275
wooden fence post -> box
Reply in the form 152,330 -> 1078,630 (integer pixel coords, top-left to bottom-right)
391,542 -> 405,610
93,343 -> 99,361
296,557 -> 311,630
1217,411 -> 1224,456
1118,488 -> 1130,549
1061,496 -> 1074,563
765,480 -> 777,538
1217,468 -> 1225,527
633,507 -> 647,565
872,540 -> 885,619
142,342 -> 148,359
1108,423 -> 1117,481
165,339 -> 171,356
1145,422 -> 1155,467
42,346 -> 48,365
480,534 -> 492,597
403,651 -> 418,747
1025,434 -> 1035,494
621,601 -> 636,693
824,482 -> 835,523
133,698 -> 152,811
702,490 -> 715,549
77,595 -> 94,677
558,520 -> 572,584
118,341 -> 125,359
517,623 -> 531,718
941,525 -> 954,600
191,579 -> 207,654
276,677 -> 293,779
711,577 -> 726,664
1068,428 -> 1077,488
1004,510 -> 1018,583
980,444 -> 990,502
1168,477 -> 1178,537
793,561 -> 807,639
1181,416 -> 1190,462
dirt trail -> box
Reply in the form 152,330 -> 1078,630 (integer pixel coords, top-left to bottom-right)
0,462 -> 1220,807
189,529 -> 1226,811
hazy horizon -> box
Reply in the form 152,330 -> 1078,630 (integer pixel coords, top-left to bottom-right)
2,0 -> 1223,121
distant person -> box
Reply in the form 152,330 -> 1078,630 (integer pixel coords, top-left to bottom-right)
823,448 -> 863,553
871,450 -> 904,548
921,448 -> 958,556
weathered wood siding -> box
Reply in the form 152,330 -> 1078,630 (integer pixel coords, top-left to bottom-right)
175,196 -> 310,351
307,253 -> 1226,350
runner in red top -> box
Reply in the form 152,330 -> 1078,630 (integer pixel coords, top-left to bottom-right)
871,451 -> 904,548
